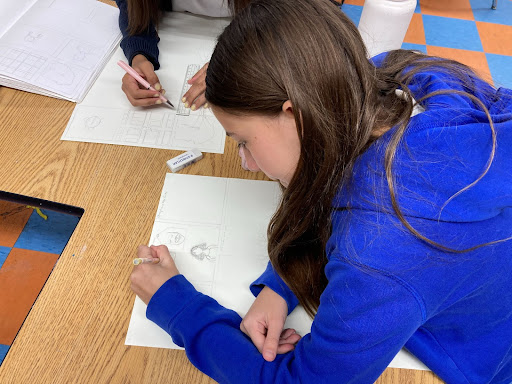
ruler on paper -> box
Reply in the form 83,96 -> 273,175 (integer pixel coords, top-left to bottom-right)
176,64 -> 201,116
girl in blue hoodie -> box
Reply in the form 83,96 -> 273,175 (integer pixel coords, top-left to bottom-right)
130,0 -> 512,382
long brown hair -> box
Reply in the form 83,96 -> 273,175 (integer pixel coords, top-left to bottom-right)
205,0 -> 507,317
126,0 -> 252,35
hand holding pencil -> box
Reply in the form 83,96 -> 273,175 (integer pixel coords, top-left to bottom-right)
118,55 -> 174,108
130,244 -> 180,304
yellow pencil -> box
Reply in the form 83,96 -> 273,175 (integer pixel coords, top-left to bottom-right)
133,257 -> 160,265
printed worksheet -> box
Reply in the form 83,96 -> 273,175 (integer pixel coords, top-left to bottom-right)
125,174 -> 429,371
61,13 -> 229,153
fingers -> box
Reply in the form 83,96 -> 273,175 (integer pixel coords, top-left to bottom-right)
150,244 -> 176,267
241,321 -> 268,356
183,63 -> 208,110
262,319 -> 283,362
188,62 -> 208,84
136,245 -> 153,258
279,328 -> 295,340
121,74 -> 163,107
121,55 -> 165,107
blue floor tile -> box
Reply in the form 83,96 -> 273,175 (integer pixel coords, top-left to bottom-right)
14,210 -> 80,255
423,15 -> 483,51
486,53 -> 512,88
470,0 -> 512,26
401,43 -> 427,54
0,344 -> 9,365
0,246 -> 10,269
341,4 -> 364,26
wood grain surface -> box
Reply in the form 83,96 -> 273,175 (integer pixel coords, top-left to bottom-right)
0,2 -> 444,383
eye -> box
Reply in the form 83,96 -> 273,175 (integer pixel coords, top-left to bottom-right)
237,141 -> 246,148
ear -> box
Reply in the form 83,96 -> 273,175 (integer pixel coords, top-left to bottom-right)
282,100 -> 293,114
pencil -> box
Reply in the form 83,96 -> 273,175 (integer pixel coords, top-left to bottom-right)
133,257 -> 160,265
117,60 -> 174,108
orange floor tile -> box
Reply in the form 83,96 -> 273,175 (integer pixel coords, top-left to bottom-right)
0,202 -> 33,248
426,46 -> 493,82
0,248 -> 60,345
405,13 -> 427,45
419,0 -> 475,20
476,21 -> 512,55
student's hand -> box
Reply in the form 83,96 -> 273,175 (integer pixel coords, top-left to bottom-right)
130,244 -> 179,304
182,62 -> 208,110
240,286 -> 301,362
121,54 -> 165,107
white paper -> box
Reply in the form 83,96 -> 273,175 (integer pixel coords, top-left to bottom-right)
0,0 -> 121,102
125,174 -> 429,371
61,13 -> 229,153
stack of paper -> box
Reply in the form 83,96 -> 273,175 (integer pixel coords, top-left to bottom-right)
0,0 -> 121,102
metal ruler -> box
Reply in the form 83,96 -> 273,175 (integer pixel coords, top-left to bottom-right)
176,64 -> 201,116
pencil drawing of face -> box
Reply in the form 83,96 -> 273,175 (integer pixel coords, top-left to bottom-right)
157,230 -> 185,246
190,243 -> 217,261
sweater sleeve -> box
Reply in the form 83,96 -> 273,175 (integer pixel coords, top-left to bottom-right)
249,261 -> 299,314
146,258 -> 425,383
115,0 -> 162,69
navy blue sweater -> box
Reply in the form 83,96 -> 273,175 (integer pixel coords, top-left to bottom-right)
146,58 -> 512,383
115,0 -> 172,69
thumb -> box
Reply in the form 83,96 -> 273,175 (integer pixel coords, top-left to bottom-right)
262,320 -> 282,362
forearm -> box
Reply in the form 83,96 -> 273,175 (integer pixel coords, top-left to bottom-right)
250,261 -> 299,314
115,0 -> 161,69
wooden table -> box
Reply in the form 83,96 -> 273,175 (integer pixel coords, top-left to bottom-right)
0,5 -> 443,384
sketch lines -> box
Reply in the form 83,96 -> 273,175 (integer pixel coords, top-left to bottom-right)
0,48 -> 46,80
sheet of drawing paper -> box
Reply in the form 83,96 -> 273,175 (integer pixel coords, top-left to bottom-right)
0,0 -> 37,39
60,12 -> 227,154
125,174 -> 429,371
0,0 -> 121,102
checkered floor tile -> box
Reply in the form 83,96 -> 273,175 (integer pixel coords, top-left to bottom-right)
341,0 -> 512,88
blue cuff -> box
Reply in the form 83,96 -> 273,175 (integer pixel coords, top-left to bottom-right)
120,36 -> 161,70
250,262 -> 299,315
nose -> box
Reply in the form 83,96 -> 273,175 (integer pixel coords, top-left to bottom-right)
239,146 -> 260,172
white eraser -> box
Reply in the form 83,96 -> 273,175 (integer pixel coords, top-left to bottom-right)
167,148 -> 203,172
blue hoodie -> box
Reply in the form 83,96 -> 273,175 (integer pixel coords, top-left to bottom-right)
146,56 -> 512,383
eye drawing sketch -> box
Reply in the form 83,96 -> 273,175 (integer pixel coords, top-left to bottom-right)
190,243 -> 217,261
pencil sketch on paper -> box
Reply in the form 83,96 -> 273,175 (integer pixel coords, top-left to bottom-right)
42,62 -> 75,85
0,49 -> 46,80
83,115 -> 102,130
50,39 -> 102,71
190,243 -> 217,261
61,60 -> 225,152
174,115 -> 218,145
25,32 -> 42,43
156,229 -> 186,249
